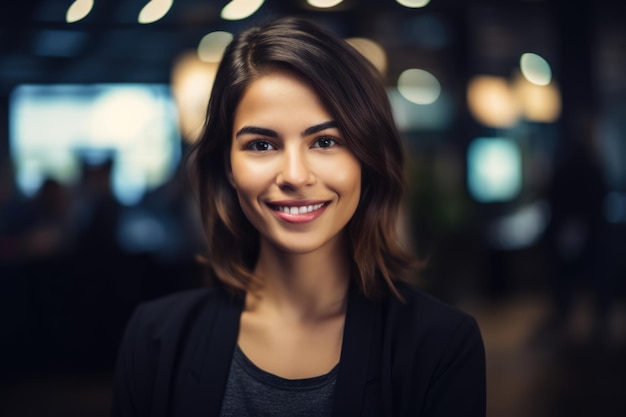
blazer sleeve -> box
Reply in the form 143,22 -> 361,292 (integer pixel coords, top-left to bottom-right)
110,304 -> 157,417
422,314 -> 486,417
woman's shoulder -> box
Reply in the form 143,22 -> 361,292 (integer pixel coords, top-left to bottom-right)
387,280 -> 481,339
380,283 -> 486,415
138,286 -> 218,316
125,286 -> 239,338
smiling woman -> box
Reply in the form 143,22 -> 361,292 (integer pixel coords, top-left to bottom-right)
111,16 -> 486,417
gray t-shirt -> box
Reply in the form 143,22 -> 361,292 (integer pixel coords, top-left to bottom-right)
219,345 -> 338,417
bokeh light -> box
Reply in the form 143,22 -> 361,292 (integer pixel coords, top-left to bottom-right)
512,71 -> 561,123
346,37 -> 387,75
467,75 -> 520,128
308,0 -> 344,8
397,68 -> 441,105
520,52 -> 552,86
197,31 -> 233,63
396,0 -> 431,8
467,137 -> 522,203
138,0 -> 173,24
221,0 -> 265,21
171,51 -> 219,143
65,0 -> 94,23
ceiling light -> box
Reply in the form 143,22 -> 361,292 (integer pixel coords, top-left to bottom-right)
138,0 -> 174,24
221,0 -> 265,21
396,0 -> 431,8
66,0 -> 94,23
307,0 -> 344,8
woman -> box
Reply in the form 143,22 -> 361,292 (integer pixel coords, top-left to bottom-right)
111,16 -> 486,417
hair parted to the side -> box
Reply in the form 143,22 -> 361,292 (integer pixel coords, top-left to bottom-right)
189,16 -> 419,300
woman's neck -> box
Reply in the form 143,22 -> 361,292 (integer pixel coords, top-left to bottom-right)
248,238 -> 350,323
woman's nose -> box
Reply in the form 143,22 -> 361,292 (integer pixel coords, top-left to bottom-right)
276,147 -> 315,189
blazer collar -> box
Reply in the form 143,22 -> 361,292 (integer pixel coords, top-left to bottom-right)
181,286 -> 381,417
179,288 -> 243,417
332,287 -> 382,417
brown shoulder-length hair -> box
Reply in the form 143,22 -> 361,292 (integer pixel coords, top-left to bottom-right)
189,16 -> 417,300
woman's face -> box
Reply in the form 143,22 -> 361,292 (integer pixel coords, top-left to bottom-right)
229,70 -> 361,255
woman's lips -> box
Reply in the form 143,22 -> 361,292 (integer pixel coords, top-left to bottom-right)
268,201 -> 329,223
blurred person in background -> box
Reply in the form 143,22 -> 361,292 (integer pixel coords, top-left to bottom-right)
537,134 -> 613,346
111,17 -> 486,417
70,157 -> 128,367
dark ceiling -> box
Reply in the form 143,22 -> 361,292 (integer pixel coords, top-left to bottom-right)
0,0 -> 624,99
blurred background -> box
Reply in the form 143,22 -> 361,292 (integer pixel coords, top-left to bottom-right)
1,0 -> 625,416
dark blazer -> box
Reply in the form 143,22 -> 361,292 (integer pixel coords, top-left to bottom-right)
111,282 -> 486,417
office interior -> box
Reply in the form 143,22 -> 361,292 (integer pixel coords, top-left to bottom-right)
1,0 -> 625,416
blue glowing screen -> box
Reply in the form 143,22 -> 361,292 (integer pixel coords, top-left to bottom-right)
9,83 -> 182,205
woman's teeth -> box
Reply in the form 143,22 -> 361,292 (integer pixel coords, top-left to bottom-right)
275,203 -> 325,214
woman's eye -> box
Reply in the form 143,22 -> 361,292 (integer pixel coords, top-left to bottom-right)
247,140 -> 274,151
313,136 -> 337,149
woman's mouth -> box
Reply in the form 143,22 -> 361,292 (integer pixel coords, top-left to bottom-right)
267,201 -> 329,223
272,202 -> 326,214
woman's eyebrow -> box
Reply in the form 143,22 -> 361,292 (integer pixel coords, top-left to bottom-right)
302,121 -> 338,136
235,126 -> 278,138
235,121 -> 338,139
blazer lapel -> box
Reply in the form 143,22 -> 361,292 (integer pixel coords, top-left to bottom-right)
176,289 -> 244,417
332,288 -> 382,417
